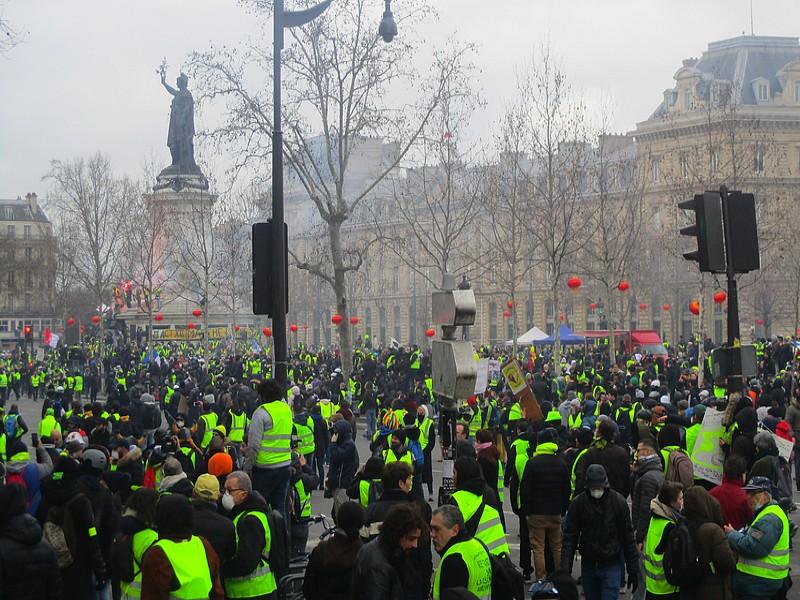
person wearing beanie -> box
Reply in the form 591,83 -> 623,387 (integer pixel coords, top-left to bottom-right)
449,456 -> 509,556
5,435 -> 52,517
112,487 -> 158,600
141,493 -> 225,600
0,481 -> 63,599
519,427 -> 570,582
37,407 -> 62,440
36,456 -> 107,598
346,456 -> 385,508
192,473 -> 236,564
574,418 -> 631,498
303,501 -> 365,600
382,429 -> 414,472
561,464 -> 638,599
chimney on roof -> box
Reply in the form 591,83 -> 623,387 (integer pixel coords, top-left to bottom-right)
26,192 -> 38,214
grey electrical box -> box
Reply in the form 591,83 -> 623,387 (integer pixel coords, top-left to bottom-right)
711,345 -> 757,383
432,340 -> 477,399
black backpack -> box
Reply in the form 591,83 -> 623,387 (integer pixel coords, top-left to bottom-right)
109,531 -> 155,582
266,509 -> 290,583
662,518 -> 712,588
474,538 -> 525,600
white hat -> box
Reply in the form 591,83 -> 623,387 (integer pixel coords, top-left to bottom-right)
651,380 -> 661,388
699,390 -> 710,397
65,431 -> 85,447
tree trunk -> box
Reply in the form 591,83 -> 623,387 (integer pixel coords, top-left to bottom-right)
606,284 -> 617,367
329,220 -> 353,375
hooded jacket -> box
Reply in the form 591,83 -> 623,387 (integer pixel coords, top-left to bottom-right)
327,419 -> 358,490
631,454 -> 664,544
561,464 -> 637,575
680,486 -> 736,600
0,507 -> 63,599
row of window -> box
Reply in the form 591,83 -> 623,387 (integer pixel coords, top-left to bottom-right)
651,147 -> 766,182
4,271 -> 50,289
0,295 -> 49,314
3,224 -> 33,239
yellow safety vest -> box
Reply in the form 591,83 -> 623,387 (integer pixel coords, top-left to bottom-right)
735,504 -> 790,581
224,510 -> 277,598
153,537 -> 214,599
451,490 -> 509,556
199,413 -> 218,448
645,516 -> 679,595
119,528 -> 158,599
255,402 -> 293,468
228,411 -> 248,443
432,536 -> 492,600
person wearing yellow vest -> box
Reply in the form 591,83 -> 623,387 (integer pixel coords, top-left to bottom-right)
38,407 -> 62,440
430,504 -> 493,600
247,379 -> 294,523
115,487 -> 159,600
644,481 -> 683,599
221,471 -> 278,598
450,456 -> 509,556
141,493 -> 225,599
416,405 -> 436,501
319,396 -> 338,426
289,450 -> 320,557
506,420 -> 533,579
196,402 -> 219,450
725,477 -> 791,600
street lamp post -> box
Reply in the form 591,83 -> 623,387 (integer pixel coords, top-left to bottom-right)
270,0 -> 396,388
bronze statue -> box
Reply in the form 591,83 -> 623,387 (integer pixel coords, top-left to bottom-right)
160,65 -> 197,169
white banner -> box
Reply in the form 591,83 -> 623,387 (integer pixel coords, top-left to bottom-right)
47,333 -> 60,348
758,424 -> 794,462
474,358 -> 488,395
690,408 -> 726,485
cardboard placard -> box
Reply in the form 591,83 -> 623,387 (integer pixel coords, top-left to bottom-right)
501,359 -> 543,422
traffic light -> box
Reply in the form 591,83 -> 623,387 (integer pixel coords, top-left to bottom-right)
23,325 -> 33,342
678,192 -> 726,273
252,221 -> 288,316
726,192 -> 760,273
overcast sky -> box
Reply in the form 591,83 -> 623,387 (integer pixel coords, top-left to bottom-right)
2,0 -> 799,200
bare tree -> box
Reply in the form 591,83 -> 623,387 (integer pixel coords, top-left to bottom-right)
188,0 -> 475,373
45,153 -> 134,366
516,45 -> 594,367
1,3 -> 24,54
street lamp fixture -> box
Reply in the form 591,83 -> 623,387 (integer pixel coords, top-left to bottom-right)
378,0 -> 397,42
457,274 -> 471,341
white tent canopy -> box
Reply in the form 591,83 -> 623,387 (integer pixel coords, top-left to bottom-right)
505,326 -> 549,346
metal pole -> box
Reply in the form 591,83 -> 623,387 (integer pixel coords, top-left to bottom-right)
720,185 -> 742,395
272,0 -> 288,389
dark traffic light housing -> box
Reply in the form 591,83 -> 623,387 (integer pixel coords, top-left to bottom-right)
23,325 -> 33,342
678,192 -> 726,273
252,220 -> 289,317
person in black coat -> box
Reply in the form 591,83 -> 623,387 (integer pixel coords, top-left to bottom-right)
0,481 -> 63,600
303,501 -> 364,600
573,418 -> 632,498
192,473 -> 236,562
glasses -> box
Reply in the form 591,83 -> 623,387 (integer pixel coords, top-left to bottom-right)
225,488 -> 245,494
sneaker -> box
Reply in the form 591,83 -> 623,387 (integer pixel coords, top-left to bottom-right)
427,495 -> 434,502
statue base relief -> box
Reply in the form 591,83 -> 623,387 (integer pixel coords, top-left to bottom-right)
154,163 -> 209,192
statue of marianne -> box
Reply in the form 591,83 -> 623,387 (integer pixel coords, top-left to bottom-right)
161,68 -> 197,169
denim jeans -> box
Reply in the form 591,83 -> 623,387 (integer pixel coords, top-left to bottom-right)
366,409 -> 377,438
582,563 -> 623,600
252,466 -> 291,524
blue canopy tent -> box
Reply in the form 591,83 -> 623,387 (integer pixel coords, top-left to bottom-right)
540,324 -> 585,344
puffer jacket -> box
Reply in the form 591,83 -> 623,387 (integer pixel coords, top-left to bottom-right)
327,419 -> 358,490
631,455 -> 664,544
0,512 -> 63,599
680,486 -> 736,600
561,470 -> 637,574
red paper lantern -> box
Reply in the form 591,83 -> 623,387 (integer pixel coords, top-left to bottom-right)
154,313 -> 164,322
662,304 -> 670,311
234,325 -> 240,331
263,327 -> 271,336
187,322 -> 195,329
350,317 -> 359,325
617,281 -> 629,292
91,315 -> 101,324
503,310 -> 511,318
567,277 -> 581,292
559,314 -> 566,321
192,309 -> 202,318
66,318 -> 75,326
331,314 -> 343,325
713,291 -> 726,304
290,324 -> 299,333
589,302 -> 597,310
507,301 -> 514,309
425,328 -> 436,338
756,318 -> 764,325
303,325 -> 309,329
79,325 -> 85,333
689,301 -> 700,316
639,303 -> 647,311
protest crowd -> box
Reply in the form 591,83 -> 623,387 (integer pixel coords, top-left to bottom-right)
0,333 -> 796,600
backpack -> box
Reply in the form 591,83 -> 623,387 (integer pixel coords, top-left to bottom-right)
42,494 -> 82,569
266,509 -> 290,583
408,438 -> 424,465
769,455 -> 793,503
5,472 -> 28,505
367,480 -> 383,505
475,538 -> 525,600
5,414 -> 18,439
662,517 -> 712,588
143,403 -> 161,430
665,449 -> 694,489
109,531 -> 154,582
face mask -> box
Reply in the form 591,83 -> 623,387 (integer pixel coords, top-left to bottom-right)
221,492 -> 236,511
111,450 -> 120,461
637,454 -> 658,466
418,415 -> 424,423
590,488 -> 605,499
176,420 -> 185,428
